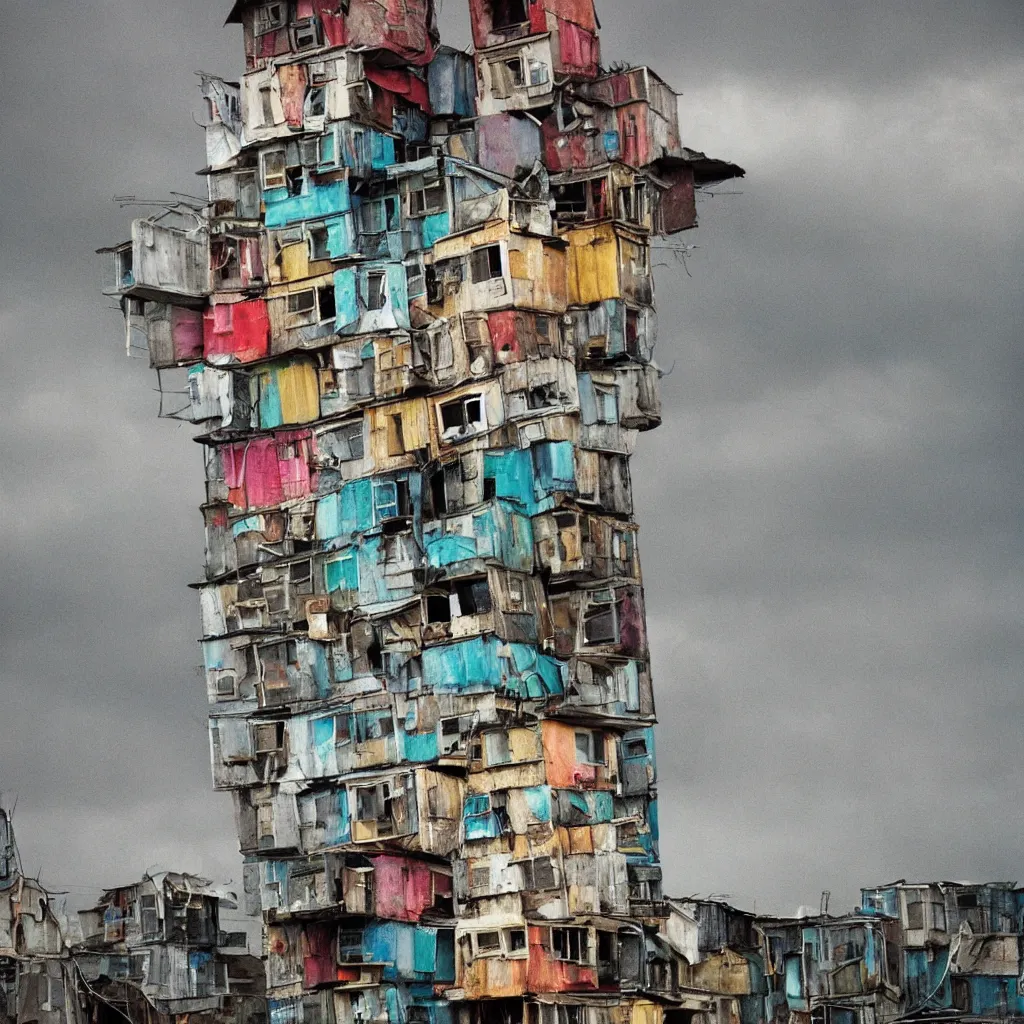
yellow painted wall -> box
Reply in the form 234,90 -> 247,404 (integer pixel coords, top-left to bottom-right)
566,224 -> 621,304
368,397 -> 431,471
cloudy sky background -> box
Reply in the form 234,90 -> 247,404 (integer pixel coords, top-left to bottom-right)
2,1 -> 1023,917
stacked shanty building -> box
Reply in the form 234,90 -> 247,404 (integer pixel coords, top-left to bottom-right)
101,4 -> 742,1024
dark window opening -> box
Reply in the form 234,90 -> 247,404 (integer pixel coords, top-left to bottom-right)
426,594 -> 452,624
528,384 -> 559,410
554,182 -> 589,221
491,0 -> 528,29
429,470 -> 448,517
286,165 -> 304,197
454,578 -> 492,616
318,285 -> 336,322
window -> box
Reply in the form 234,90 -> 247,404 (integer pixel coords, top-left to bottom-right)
318,130 -> 337,167
484,730 -> 512,766
590,662 -> 613,693
365,271 -> 387,311
291,18 -> 320,50
470,866 -> 491,894
469,928 -> 526,959
423,469 -> 448,519
254,3 -> 287,34
518,858 -> 557,891
440,715 -> 473,755
612,529 -> 633,571
231,172 -> 259,220
140,895 -> 160,939
574,730 -> 606,766
554,182 -> 589,221
453,578 -> 492,617
528,59 -> 549,87
625,737 -> 647,759
308,61 -> 332,86
373,479 -> 404,521
326,550 -> 359,593
254,721 -> 285,754
594,383 -> 618,424
345,421 -> 366,459
286,164 -> 304,197
309,226 -> 329,261
583,590 -> 620,645
318,284 -> 335,322
305,86 -> 326,118
215,674 -> 237,699
354,782 -> 391,824
287,289 -> 317,326
625,308 -> 642,355
528,383 -> 559,410
620,180 -> 648,224
497,57 -> 525,90
425,594 -> 452,624
128,953 -> 149,982
409,181 -> 446,217
551,927 -> 591,965
406,259 -> 426,298
262,149 -> 287,190
905,890 -> 924,929
359,199 -> 388,235
469,244 -> 503,283
628,241 -> 650,275
354,711 -> 394,744
492,0 -> 528,29
932,902 -> 946,930
338,929 -> 364,962
504,573 -> 526,610
439,394 -> 486,439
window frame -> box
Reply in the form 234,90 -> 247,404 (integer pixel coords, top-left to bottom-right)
574,729 -> 606,766
439,393 -> 488,440
469,244 -> 504,284
254,2 -> 287,35
408,180 -> 447,218
261,148 -> 288,190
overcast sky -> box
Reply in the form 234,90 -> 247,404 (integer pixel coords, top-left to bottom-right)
2,1 -> 1023,917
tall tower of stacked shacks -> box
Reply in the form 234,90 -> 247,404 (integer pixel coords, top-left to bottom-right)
101,5 -> 742,1024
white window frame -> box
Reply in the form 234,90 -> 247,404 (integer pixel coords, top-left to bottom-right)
468,927 -> 529,960
439,393 -> 487,440
261,147 -> 288,190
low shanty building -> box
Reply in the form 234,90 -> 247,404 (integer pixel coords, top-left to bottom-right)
74,872 -> 264,1024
